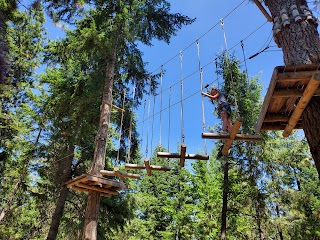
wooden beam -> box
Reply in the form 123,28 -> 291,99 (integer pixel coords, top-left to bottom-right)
264,114 -> 290,122
261,123 -> 303,131
124,163 -> 146,170
76,182 -> 119,195
283,74 -> 320,137
150,165 -> 171,171
112,104 -> 125,112
85,174 -> 126,189
144,158 -> 152,176
100,169 -> 140,179
202,132 -> 261,141
157,152 -> 209,160
222,119 -> 243,155
277,70 -> 320,82
273,88 -> 320,97
256,68 -> 279,132
180,143 -> 187,167
252,0 -> 273,22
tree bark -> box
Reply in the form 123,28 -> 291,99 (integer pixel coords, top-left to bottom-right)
220,155 -> 228,240
264,0 -> 320,177
46,145 -> 75,240
82,46 -> 117,240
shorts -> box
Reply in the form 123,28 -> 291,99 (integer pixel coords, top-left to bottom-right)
219,104 -> 231,117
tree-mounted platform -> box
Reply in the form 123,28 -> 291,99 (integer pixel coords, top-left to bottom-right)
256,64 -> 320,137
65,174 -> 127,198
157,143 -> 209,167
124,158 -> 171,176
100,167 -> 140,179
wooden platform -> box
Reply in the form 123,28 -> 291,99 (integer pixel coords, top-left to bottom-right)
256,64 -> 320,137
65,174 -> 127,198
100,167 -> 140,179
125,158 -> 171,176
157,143 -> 209,167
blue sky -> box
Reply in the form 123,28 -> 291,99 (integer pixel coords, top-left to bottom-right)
20,0 -> 304,164
137,0 -> 285,160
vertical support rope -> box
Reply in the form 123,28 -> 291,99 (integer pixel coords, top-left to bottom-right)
196,40 -> 207,154
145,80 -> 151,158
150,95 -> 156,162
180,50 -> 185,143
116,89 -> 126,165
140,99 -> 146,152
127,85 -> 136,163
241,40 -> 249,87
159,66 -> 163,146
168,86 -> 172,153
220,18 -> 239,117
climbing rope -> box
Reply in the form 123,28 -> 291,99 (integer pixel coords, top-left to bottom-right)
126,85 -> 136,163
150,95 -> 156,161
196,40 -> 207,154
180,50 -> 185,143
168,86 -> 172,153
220,18 -> 240,117
159,66 -> 163,146
240,40 -> 249,86
140,99 -> 146,152
116,89 -> 126,165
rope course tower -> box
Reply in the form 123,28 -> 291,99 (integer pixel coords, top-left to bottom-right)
256,64 -> 320,137
157,49 -> 209,167
201,18 -> 261,155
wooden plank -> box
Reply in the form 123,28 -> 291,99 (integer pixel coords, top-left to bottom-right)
85,174 -> 126,189
277,70 -> 320,82
252,0 -> 272,22
157,152 -> 180,158
150,165 -> 171,171
124,163 -> 146,170
70,185 -> 88,193
65,174 -> 87,187
157,152 -> 209,160
180,143 -> 187,167
256,68 -> 280,132
264,114 -> 290,122
100,170 -> 117,177
222,119 -> 243,155
144,158 -> 152,176
185,154 -> 209,160
283,74 -> 320,137
261,123 -> 303,131
76,182 -> 119,195
114,167 -> 140,179
202,132 -> 261,141
69,185 -> 111,198
273,88 -> 320,97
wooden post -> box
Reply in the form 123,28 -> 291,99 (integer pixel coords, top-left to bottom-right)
222,119 -> 243,155
179,143 -> 187,167
252,0 -> 273,22
283,74 -> 320,137
144,158 -> 152,176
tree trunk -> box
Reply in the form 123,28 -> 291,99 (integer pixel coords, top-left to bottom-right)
82,47 -> 117,240
46,145 -> 75,240
264,0 -> 320,177
220,155 -> 228,240
0,177 -> 22,222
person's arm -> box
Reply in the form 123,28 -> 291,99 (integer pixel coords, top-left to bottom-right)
201,92 -> 218,100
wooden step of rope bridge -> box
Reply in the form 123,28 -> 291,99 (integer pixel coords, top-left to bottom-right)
125,158 -> 171,176
202,118 -> 262,155
65,174 -> 127,198
157,143 -> 209,167
256,64 -> 320,137
100,167 -> 140,179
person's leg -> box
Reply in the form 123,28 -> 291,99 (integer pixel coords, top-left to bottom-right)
221,112 -> 228,131
227,116 -> 233,131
